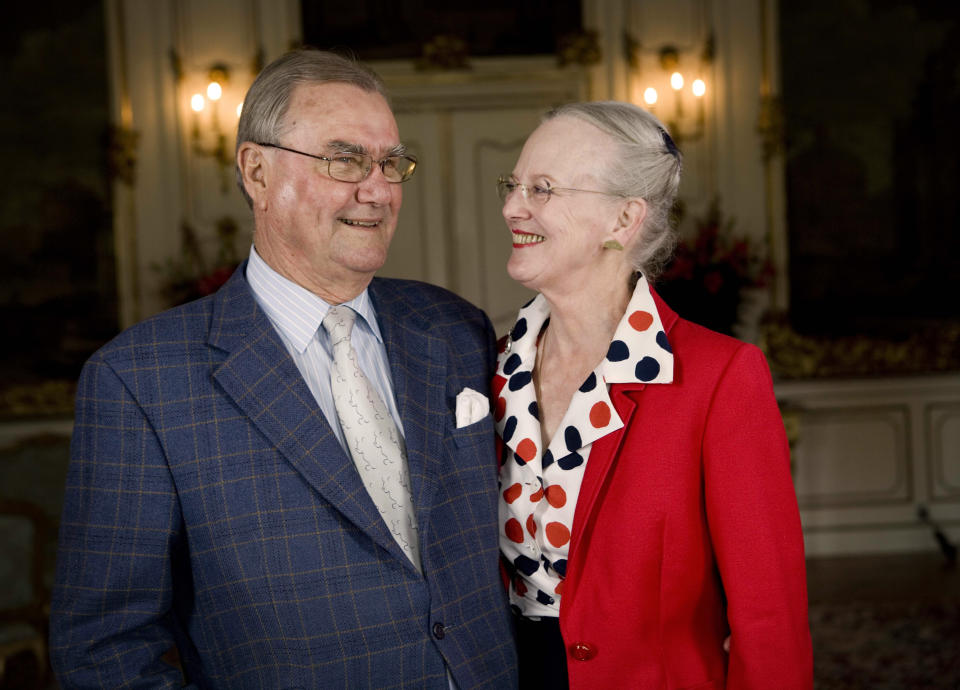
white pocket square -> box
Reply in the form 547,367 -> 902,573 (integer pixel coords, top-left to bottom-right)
455,387 -> 490,428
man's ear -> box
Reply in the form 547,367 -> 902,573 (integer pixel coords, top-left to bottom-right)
610,198 -> 647,248
237,142 -> 268,209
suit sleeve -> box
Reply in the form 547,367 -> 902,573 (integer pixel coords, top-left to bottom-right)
702,344 -> 813,689
50,355 -> 195,689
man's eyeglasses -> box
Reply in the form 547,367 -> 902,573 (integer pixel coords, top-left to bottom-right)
496,176 -> 620,205
258,142 -> 417,183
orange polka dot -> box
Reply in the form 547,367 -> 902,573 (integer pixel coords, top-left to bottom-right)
494,396 -> 506,421
545,521 -> 571,547
503,483 -> 522,504
629,310 -> 654,331
505,518 -> 524,543
516,438 -> 537,462
545,485 -> 567,508
589,401 -> 611,428
554,579 -> 565,595
526,514 -> 537,537
530,486 -> 544,502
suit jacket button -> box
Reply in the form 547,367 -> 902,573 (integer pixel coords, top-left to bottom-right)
569,642 -> 596,661
432,622 -> 446,639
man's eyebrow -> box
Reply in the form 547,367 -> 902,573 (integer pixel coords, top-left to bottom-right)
327,140 -> 408,157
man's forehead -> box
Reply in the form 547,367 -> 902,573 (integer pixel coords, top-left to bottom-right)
285,82 -> 400,151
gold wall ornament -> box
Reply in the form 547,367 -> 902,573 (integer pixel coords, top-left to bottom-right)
107,124 -> 139,186
0,380 -> 76,420
760,312 -> 960,379
628,34 -> 712,144
558,29 -> 602,67
416,35 -> 471,71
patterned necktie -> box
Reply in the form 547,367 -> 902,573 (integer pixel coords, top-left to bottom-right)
321,305 -> 421,570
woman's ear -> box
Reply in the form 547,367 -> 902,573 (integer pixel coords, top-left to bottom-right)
237,142 -> 268,209
609,198 -> 647,248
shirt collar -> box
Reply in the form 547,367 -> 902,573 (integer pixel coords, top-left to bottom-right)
500,274 -> 674,386
246,244 -> 383,353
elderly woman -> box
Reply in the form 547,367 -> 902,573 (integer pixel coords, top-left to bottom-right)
492,101 -> 813,690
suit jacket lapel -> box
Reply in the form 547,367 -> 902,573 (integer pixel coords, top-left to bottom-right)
566,286 -> 681,607
207,266 -> 408,563
369,279 -> 447,537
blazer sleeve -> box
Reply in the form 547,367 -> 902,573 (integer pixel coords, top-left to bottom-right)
702,344 -> 813,689
50,355 -> 195,689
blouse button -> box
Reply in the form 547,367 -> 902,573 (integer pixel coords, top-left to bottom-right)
569,642 -> 597,661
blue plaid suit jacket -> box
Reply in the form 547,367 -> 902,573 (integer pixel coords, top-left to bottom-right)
50,265 -> 518,689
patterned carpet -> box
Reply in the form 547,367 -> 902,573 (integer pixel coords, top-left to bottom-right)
810,598 -> 960,689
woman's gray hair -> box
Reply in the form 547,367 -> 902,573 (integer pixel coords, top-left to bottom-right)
543,101 -> 683,281
235,49 -> 389,208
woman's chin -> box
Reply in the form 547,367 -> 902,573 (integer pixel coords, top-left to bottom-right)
506,257 -> 541,290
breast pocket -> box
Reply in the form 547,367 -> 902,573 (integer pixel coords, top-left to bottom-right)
450,412 -> 494,448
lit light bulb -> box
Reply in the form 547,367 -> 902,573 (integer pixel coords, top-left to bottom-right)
207,81 -> 223,101
692,79 -> 706,97
643,87 -> 658,105
670,72 -> 684,90
191,94 -> 205,112
236,102 -> 243,118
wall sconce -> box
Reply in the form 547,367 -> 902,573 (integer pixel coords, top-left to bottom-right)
631,38 -> 713,144
188,63 -> 239,193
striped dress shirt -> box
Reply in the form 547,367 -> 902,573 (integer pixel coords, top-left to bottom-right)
245,245 -> 405,450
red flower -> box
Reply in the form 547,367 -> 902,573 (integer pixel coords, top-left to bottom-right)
703,270 -> 725,294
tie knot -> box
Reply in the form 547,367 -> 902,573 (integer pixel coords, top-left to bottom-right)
322,305 -> 356,345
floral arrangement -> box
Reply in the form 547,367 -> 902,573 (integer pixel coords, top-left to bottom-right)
154,216 -> 242,306
656,198 -> 773,335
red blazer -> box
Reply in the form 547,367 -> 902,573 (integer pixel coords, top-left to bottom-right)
543,293 -> 812,689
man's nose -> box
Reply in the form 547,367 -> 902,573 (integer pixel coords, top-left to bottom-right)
356,165 -> 393,204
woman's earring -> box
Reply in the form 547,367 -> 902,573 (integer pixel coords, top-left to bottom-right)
602,240 -> 624,251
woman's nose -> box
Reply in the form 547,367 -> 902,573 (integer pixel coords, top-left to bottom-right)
502,186 -> 532,220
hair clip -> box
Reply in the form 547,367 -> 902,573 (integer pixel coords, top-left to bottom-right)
659,127 -> 681,160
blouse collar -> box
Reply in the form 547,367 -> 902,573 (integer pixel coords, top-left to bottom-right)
494,275 -> 674,473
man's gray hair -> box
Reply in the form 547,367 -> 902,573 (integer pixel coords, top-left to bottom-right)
235,49 -> 389,208
543,101 -> 683,281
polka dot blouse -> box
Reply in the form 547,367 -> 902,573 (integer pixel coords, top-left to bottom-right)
494,275 -> 675,618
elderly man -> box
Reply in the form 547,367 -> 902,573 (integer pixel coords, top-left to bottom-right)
50,49 -> 517,689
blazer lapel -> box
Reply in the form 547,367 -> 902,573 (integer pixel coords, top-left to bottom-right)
207,266 -> 409,563
566,285 -> 681,609
369,279 -> 447,539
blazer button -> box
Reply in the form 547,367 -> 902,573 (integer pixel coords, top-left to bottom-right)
569,642 -> 596,661
432,622 -> 446,640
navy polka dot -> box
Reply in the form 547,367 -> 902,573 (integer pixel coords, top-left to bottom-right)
607,340 -> 630,362
509,371 -> 533,391
503,353 -> 522,375
635,356 -> 661,381
579,372 -> 597,392
558,452 -> 584,470
502,416 -> 517,442
514,555 -> 540,576
528,401 -> 539,419
542,449 -> 554,469
552,559 -> 567,577
656,330 -> 672,353
564,425 -> 582,451
511,318 -> 528,342
513,452 -> 527,467
536,590 -> 556,606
